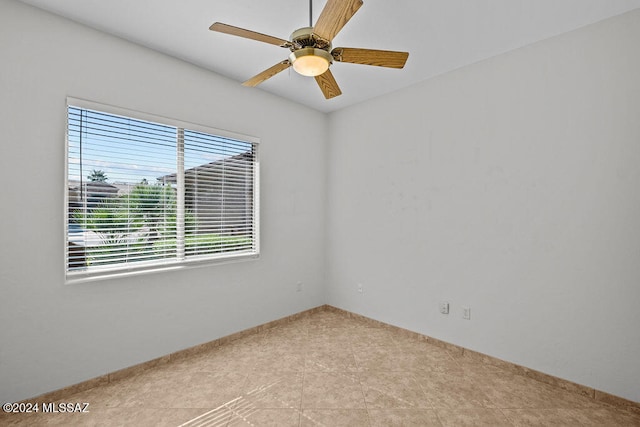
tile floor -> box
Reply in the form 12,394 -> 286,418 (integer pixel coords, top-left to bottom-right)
2,310 -> 639,426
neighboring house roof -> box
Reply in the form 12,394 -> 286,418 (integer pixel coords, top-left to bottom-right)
69,180 -> 140,198
85,181 -> 119,197
111,182 -> 140,195
159,152 -> 252,184
69,180 -> 119,205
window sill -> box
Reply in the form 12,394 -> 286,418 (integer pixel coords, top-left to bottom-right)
65,252 -> 260,285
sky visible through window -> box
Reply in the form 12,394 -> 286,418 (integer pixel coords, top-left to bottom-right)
68,107 -> 251,185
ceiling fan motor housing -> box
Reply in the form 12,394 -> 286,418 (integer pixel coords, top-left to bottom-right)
288,27 -> 333,76
289,27 -> 331,51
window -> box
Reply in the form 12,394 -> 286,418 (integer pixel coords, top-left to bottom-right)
66,99 -> 259,281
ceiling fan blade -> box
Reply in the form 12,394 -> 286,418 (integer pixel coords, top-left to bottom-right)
242,60 -> 291,87
315,68 -> 342,99
332,47 -> 409,68
209,22 -> 289,47
313,0 -> 363,42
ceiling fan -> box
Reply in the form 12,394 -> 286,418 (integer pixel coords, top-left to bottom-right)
209,0 -> 409,99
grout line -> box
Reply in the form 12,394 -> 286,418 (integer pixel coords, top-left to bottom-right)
347,328 -> 373,426
496,408 -> 517,427
431,408 -> 447,427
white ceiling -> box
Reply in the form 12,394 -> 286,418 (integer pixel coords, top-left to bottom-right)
17,0 -> 640,113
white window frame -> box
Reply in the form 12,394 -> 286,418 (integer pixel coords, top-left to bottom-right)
65,97 -> 260,284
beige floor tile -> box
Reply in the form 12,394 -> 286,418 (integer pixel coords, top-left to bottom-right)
502,408 -> 579,426
178,404 -> 238,427
173,348 -> 258,374
349,327 -> 398,347
140,369 -> 247,408
436,408 -> 513,426
368,408 -> 442,426
306,313 -> 352,329
478,373 -> 605,410
306,331 -> 353,351
238,371 -> 303,409
227,408 -> 300,426
301,409 -> 370,426
6,310 -> 639,427
360,371 -> 432,409
413,358 -> 466,375
394,339 -> 456,362
389,351 -> 458,374
545,388 -> 613,410
229,331 -> 267,348
261,331 -> 311,353
422,381 -> 495,409
459,359 -> 514,382
305,348 -> 361,372
266,323 -> 309,337
578,407 -> 640,426
251,349 -> 306,373
49,382 -> 124,410
502,407 -> 640,427
302,372 -> 366,409
0,408 -> 208,427
415,369 -> 494,409
353,345 -> 404,371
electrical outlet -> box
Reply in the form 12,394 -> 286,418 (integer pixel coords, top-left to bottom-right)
296,282 -> 303,292
462,306 -> 471,320
357,283 -> 363,293
439,302 -> 449,314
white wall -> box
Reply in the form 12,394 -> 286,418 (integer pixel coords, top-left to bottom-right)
326,9 -> 640,402
0,0 -> 327,403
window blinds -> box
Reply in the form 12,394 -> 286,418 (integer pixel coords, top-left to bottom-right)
67,104 -> 258,277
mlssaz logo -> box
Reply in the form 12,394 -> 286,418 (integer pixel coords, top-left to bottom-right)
42,403 -> 90,413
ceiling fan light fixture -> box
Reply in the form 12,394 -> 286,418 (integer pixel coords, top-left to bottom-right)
289,48 -> 332,77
